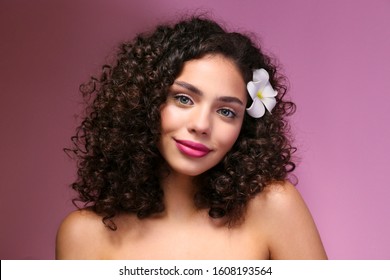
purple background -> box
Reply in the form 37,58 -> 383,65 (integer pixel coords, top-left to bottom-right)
1,0 -> 389,259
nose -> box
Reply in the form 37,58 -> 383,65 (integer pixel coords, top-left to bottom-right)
187,107 -> 211,136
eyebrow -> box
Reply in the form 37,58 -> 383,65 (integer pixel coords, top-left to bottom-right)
173,80 -> 245,106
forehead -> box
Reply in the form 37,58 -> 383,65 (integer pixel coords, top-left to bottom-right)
175,54 -> 247,101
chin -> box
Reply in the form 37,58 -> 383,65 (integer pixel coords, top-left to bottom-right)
168,160 -> 218,177
171,166 -> 209,177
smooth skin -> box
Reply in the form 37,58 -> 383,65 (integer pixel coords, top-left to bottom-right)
56,55 -> 327,259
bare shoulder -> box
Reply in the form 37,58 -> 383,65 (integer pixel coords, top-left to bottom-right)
254,181 -> 308,213
248,181 -> 327,259
56,209 -> 106,259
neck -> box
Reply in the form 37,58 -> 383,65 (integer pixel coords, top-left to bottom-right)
159,171 -> 199,221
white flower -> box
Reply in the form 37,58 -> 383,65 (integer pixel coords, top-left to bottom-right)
246,68 -> 277,118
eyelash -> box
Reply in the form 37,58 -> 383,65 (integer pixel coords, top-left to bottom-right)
217,108 -> 237,118
173,94 -> 237,119
174,94 -> 193,105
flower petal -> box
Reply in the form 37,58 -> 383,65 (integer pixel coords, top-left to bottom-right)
253,69 -> 269,83
247,81 -> 259,100
262,97 -> 277,113
246,98 -> 266,118
262,83 -> 278,98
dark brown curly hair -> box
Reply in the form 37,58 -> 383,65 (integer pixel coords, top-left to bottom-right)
66,16 -> 296,230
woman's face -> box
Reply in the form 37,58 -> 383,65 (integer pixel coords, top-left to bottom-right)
158,54 -> 247,177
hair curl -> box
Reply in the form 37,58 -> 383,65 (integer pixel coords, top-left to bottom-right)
66,16 -> 296,230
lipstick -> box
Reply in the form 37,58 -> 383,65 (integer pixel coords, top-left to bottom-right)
174,139 -> 211,158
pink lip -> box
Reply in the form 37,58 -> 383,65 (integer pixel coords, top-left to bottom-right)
174,139 -> 211,158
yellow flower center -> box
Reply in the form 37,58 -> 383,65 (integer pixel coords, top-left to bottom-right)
257,90 -> 263,99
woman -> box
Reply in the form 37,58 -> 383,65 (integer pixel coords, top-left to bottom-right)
56,16 -> 327,259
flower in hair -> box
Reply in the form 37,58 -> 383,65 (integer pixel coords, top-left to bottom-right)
246,69 -> 277,118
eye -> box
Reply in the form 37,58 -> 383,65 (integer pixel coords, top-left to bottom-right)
174,95 -> 193,105
217,108 -> 236,118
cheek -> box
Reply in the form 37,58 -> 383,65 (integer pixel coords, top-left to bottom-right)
160,105 -> 176,133
218,124 -> 242,151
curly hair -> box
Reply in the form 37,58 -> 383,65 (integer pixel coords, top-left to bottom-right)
66,16 -> 296,230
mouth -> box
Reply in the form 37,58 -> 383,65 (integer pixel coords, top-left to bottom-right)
174,139 -> 211,158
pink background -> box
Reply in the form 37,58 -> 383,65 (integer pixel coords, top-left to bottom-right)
1,0 -> 389,259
